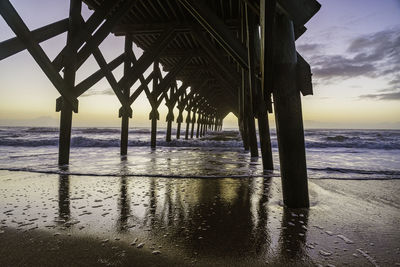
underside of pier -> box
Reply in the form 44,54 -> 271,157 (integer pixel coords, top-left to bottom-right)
0,0 -> 321,208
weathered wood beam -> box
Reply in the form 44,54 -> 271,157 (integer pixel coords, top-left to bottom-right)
242,0 -> 320,37
191,27 -> 241,87
244,3 -> 258,156
177,0 -> 249,69
0,18 -> 69,60
119,26 -> 176,91
0,0 -> 78,112
129,73 -> 153,105
75,54 -> 124,96
277,0 -> 321,27
113,20 -> 240,35
74,0 -> 138,71
58,0 -> 81,165
92,49 -> 127,106
260,0 -> 276,109
120,35 -> 132,156
52,0 -> 122,72
273,14 -> 309,208
154,53 -> 192,99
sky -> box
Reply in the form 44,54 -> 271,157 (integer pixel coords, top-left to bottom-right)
0,0 -> 399,129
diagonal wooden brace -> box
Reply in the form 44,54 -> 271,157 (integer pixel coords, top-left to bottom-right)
0,0 -> 78,112
0,18 -> 69,60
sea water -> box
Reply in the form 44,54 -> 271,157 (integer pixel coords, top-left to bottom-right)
0,127 -> 399,266
0,127 -> 399,180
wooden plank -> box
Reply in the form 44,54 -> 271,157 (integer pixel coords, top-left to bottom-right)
0,0 -> 78,112
177,0 -> 249,69
0,18 -> 69,60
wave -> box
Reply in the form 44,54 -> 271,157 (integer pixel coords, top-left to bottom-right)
0,136 -> 244,148
0,167 -> 276,179
309,167 -> 400,178
1,167 -> 399,180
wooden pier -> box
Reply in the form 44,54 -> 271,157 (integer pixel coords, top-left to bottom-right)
0,0 -> 320,208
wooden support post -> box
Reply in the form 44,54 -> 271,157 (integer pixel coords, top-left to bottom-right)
58,0 -> 81,165
256,81 -> 274,170
166,105 -> 174,142
245,4 -> 259,158
150,110 -> 158,148
176,108 -> 184,139
273,14 -> 309,208
185,109 -> 191,140
120,35 -> 132,156
196,114 -> 201,138
190,111 -> 196,139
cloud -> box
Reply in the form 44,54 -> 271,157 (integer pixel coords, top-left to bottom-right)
303,27 -> 400,83
297,43 -> 324,53
81,88 -> 115,97
359,90 -> 400,100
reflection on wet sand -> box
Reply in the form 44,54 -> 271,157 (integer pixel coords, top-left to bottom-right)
13,156 -> 312,265
58,167 -> 70,222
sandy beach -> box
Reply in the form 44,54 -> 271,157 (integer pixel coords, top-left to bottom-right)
1,170 -> 399,266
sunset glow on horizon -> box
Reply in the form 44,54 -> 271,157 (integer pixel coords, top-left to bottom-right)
0,0 -> 399,129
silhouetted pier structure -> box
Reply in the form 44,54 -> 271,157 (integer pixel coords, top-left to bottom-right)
0,0 -> 320,208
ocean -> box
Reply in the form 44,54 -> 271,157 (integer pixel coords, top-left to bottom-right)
1,127 -> 399,266
0,127 -> 399,180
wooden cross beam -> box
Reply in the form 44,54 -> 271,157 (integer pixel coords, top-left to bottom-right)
0,0 -> 78,112
75,54 -> 125,96
118,26 -> 176,91
52,0 -> 123,72
177,0 -> 249,69
113,20 -> 240,35
153,53 -> 193,99
191,27 -> 241,87
242,0 -> 321,38
92,49 -> 128,107
74,0 -> 139,71
0,18 -> 69,60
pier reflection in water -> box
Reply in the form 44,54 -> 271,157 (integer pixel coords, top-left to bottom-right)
53,158 -> 311,265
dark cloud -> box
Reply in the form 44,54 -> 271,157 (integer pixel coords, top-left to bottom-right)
360,90 -> 400,101
81,88 -> 114,97
297,43 -> 323,53
303,27 -> 400,83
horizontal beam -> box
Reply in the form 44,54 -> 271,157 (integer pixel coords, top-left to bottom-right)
113,20 -> 239,35
0,18 -> 68,60
177,0 -> 249,69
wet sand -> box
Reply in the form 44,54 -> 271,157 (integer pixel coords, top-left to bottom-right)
0,170 -> 399,266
